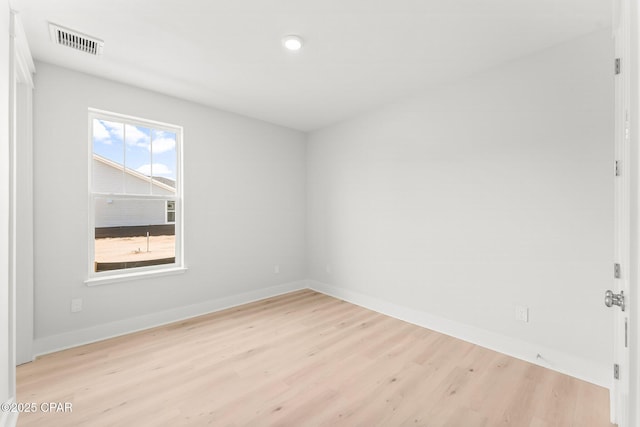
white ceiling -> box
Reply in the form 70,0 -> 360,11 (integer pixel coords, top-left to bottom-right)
12,0 -> 611,131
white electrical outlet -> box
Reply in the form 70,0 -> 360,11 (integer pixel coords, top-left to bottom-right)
515,305 -> 529,323
274,264 -> 280,274
71,298 -> 83,313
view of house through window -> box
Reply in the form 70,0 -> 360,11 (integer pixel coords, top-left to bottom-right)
90,111 -> 182,274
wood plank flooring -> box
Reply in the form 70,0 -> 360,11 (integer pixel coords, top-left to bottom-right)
16,290 -> 613,426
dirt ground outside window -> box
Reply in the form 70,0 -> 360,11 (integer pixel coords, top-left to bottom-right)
95,235 -> 175,263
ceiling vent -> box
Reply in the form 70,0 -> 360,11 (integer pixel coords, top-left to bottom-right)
49,23 -> 104,56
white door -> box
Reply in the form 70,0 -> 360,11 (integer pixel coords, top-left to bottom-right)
10,11 -> 35,367
610,0 -> 631,425
14,79 -> 34,366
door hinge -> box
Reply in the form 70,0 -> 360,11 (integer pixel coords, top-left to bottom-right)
615,58 -> 621,75
615,160 -> 621,176
614,363 -> 620,380
614,263 -> 621,279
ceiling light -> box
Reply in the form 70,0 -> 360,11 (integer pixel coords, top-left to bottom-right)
282,35 -> 303,51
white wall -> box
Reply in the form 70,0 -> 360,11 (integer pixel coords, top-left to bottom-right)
0,0 -> 12,409
32,62 -> 307,354
307,30 -> 614,385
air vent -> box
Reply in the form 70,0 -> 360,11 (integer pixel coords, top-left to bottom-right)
49,23 -> 104,56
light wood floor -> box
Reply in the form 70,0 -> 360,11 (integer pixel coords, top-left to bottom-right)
17,290 -> 612,427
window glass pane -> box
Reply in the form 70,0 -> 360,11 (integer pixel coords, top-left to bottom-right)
124,124 -> 152,195
151,130 -> 177,195
92,119 -> 124,193
94,197 -> 175,272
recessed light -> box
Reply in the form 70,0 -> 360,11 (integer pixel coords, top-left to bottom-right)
282,35 -> 303,51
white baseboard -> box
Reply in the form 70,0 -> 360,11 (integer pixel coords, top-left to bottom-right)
308,280 -> 610,389
1,397 -> 19,427
32,280 -> 307,358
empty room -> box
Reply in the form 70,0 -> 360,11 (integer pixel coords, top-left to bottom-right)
2,0 -> 640,426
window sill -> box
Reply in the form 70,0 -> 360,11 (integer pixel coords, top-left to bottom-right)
84,266 -> 187,286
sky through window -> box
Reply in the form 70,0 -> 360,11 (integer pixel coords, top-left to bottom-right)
92,119 -> 177,181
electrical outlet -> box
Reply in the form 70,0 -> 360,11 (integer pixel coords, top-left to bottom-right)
71,298 -> 83,313
326,264 -> 332,274
274,264 -> 280,274
515,305 -> 529,323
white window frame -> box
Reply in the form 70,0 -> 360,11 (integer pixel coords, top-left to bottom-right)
85,108 -> 185,285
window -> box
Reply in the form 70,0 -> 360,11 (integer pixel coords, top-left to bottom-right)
88,109 -> 183,281
166,200 -> 176,223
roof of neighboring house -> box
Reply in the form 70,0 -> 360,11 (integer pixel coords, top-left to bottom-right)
93,154 -> 176,193
151,176 -> 176,189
